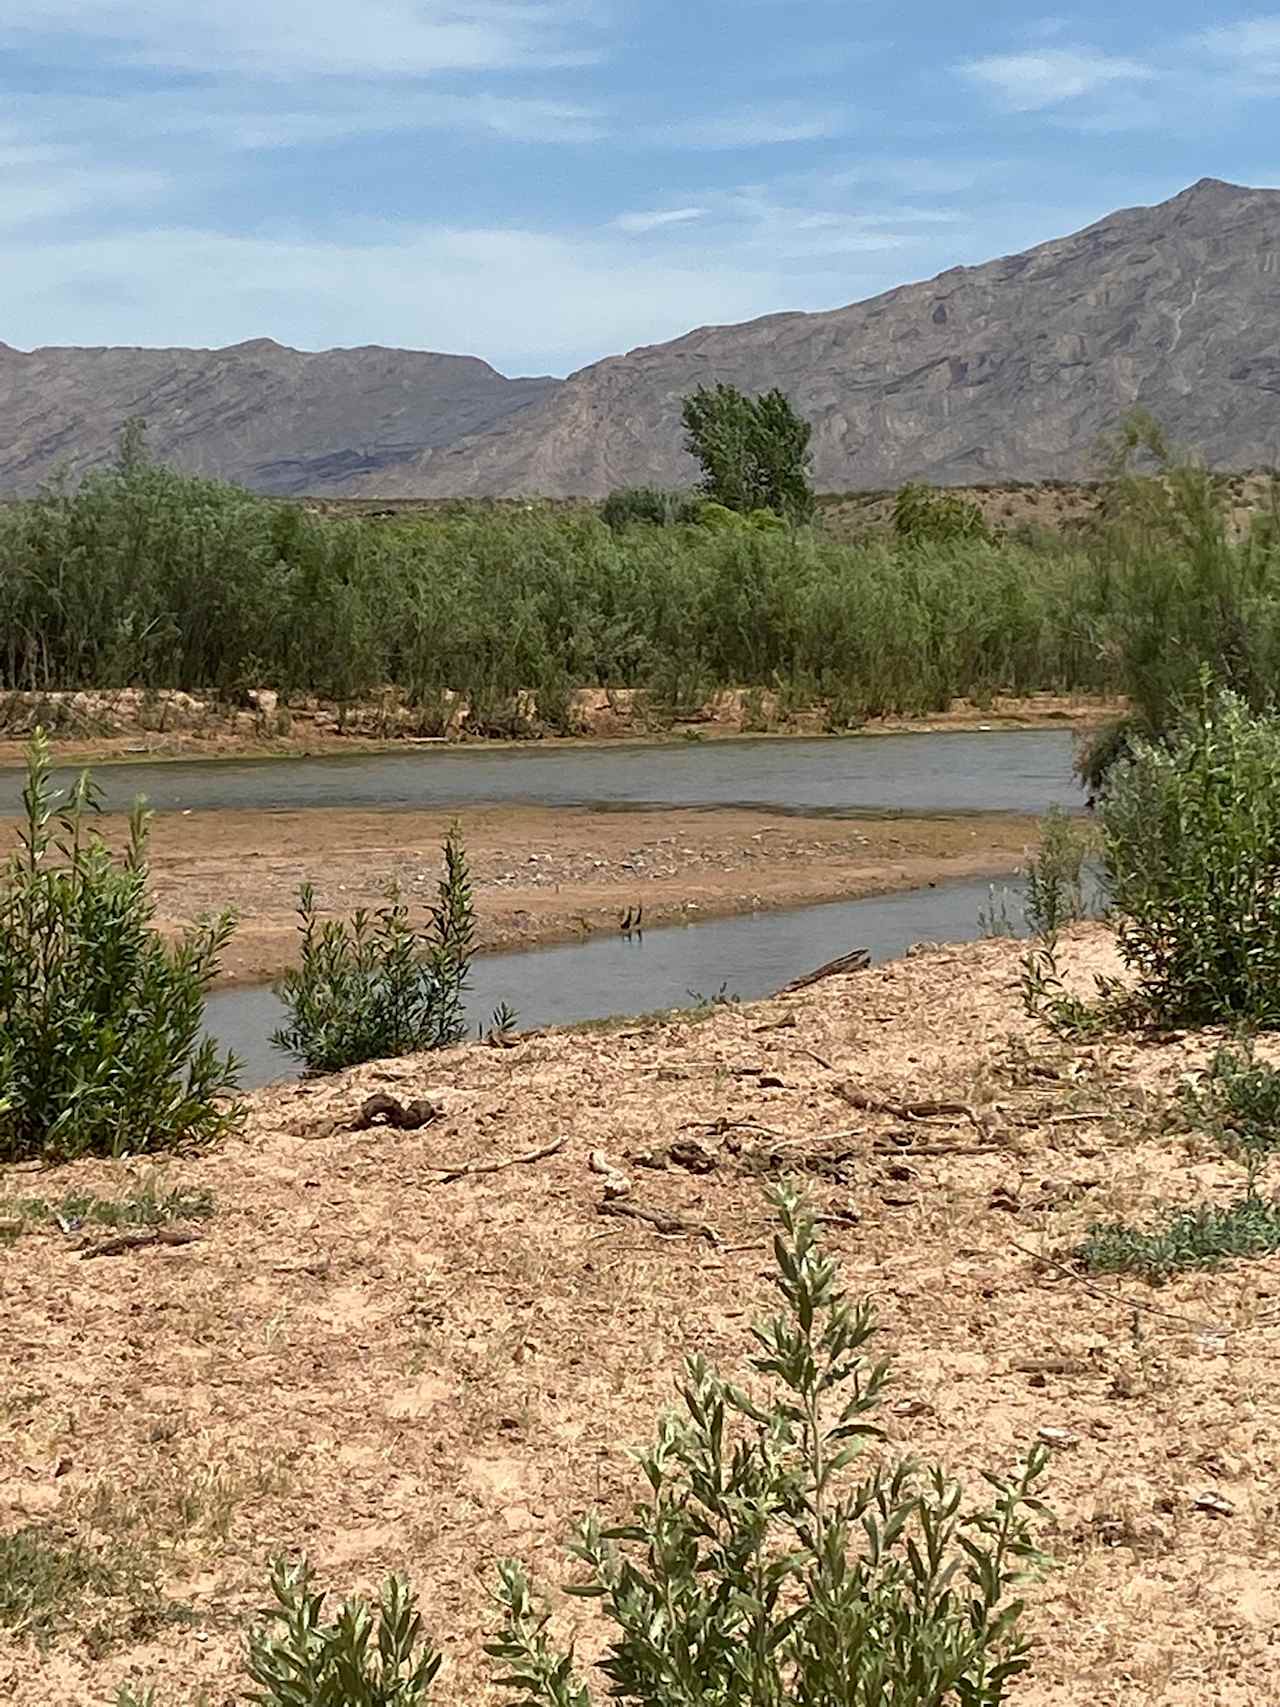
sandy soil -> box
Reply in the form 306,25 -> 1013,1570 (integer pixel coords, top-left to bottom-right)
94,805 -> 1042,986
3,928 -> 1279,1705
0,693 -> 1118,769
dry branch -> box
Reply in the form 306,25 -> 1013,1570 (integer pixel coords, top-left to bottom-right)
597,1200 -> 720,1245
430,1135 -> 566,1185
779,949 -> 871,994
79,1229 -> 203,1260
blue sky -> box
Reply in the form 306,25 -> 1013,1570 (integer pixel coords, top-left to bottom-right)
1,2 -> 1277,372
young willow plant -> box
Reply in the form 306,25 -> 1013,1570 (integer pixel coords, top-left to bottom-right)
0,731 -> 240,1162
489,1185 -> 1050,1707
246,1556 -> 442,1707
273,825 -> 476,1073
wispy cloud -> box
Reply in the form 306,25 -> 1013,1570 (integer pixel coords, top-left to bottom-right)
1200,17 -> 1280,87
964,48 -> 1153,112
651,106 -> 850,148
0,143 -> 168,230
0,0 -> 604,77
613,207 -> 706,233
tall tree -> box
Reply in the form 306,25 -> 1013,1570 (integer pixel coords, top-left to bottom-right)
681,384 -> 814,521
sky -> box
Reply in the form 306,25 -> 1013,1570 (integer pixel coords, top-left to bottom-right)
2,2 -> 1278,374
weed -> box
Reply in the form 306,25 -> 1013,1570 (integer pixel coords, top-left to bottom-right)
0,1175 -> 213,1239
1022,806 -> 1095,938
0,1525 -> 122,1645
489,1184 -> 1050,1707
0,733 -> 241,1162
245,1555 -> 442,1707
1180,1039 -> 1280,1195
273,824 -> 476,1073
1077,1198 -> 1280,1282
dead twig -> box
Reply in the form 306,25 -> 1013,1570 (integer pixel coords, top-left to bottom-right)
597,1200 -> 720,1246
79,1229 -> 203,1261
780,949 -> 871,995
873,1141 -> 1012,1159
834,1083 -> 987,1133
796,1046 -> 838,1072
1009,1240 -> 1237,1335
431,1136 -> 567,1185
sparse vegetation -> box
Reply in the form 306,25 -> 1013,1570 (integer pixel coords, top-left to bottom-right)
245,1557 -> 442,1707
273,825 -> 476,1072
0,1175 -> 213,1244
893,482 -> 989,545
490,1184 -> 1049,1707
0,732 -> 241,1162
1077,1197 -> 1280,1282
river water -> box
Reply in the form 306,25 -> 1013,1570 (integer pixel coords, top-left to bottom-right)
7,728 -> 1079,817
205,872 -> 1025,1088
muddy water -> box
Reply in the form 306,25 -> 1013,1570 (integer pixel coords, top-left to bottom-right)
204,873 -> 1023,1088
10,730 -> 1078,817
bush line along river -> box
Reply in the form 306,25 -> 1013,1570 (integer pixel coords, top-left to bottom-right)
0,729 -> 1079,1086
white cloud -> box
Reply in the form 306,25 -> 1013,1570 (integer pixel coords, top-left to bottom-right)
652,107 -> 850,148
1200,17 -> 1280,85
0,0 -> 601,77
0,144 -> 168,230
613,207 -> 706,233
4,87 -> 606,151
964,48 -> 1153,112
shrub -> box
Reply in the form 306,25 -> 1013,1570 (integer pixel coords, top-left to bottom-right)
0,733 -> 241,1162
1180,1039 -> 1280,1194
1100,687 -> 1280,1026
599,488 -> 697,531
246,1556 -> 441,1707
272,825 -> 475,1073
893,483 -> 989,545
489,1184 -> 1049,1707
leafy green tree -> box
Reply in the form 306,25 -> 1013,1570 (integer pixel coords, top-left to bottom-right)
681,384 -> 815,521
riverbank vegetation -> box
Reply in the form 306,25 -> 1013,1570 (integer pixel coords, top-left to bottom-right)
2,422 -> 1276,742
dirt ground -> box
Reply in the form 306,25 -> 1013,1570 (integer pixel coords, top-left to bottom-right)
3,927 -> 1279,1705
118,804 -> 1040,986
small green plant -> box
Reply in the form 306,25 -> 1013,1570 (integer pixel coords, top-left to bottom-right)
977,884 -> 1018,939
485,1001 -> 520,1044
489,1184 -> 1049,1707
1077,1198 -> 1280,1283
1181,1039 -> 1280,1196
273,825 -> 476,1073
0,732 -> 241,1162
245,1555 -> 442,1707
1022,806 -> 1094,938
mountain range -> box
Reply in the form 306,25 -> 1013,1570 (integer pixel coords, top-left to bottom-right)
2,178 -> 1277,498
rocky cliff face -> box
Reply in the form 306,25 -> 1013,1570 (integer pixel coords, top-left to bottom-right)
3,179 -> 1277,498
0,338 -> 556,495
355,179 -> 1280,497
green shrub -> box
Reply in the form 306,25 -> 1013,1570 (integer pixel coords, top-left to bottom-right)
599,488 -> 697,531
273,825 -> 475,1073
1100,687 -> 1280,1026
1180,1039 -> 1280,1194
893,483 -> 989,545
246,1556 -> 442,1707
0,733 -> 241,1162
489,1184 -> 1049,1707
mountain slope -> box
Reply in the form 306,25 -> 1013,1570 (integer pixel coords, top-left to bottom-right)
353,177 -> 1280,497
0,339 -> 557,495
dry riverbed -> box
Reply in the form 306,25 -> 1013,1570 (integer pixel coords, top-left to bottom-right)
2,927 -> 1277,1705
107,804 -> 1042,986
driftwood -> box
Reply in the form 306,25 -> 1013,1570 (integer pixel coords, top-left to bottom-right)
597,1200 -> 720,1245
779,949 -> 871,995
79,1229 -> 203,1261
430,1136 -> 566,1185
352,1093 -> 441,1132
